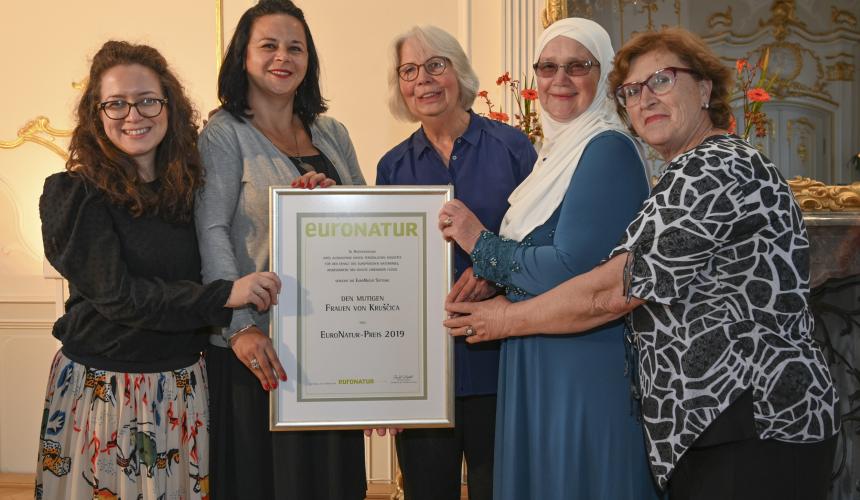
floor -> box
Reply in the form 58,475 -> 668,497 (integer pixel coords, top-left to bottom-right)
0,474 -> 31,500
0,473 -> 467,499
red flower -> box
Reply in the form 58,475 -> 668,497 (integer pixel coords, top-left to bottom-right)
747,88 -> 771,102
488,111 -> 510,122
728,115 -> 737,135
478,90 -> 489,98
735,59 -> 748,76
520,89 -> 538,100
496,72 -> 511,85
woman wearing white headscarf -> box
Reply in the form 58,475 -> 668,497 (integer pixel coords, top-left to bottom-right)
439,18 -> 660,498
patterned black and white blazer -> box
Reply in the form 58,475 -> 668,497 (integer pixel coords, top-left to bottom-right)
610,134 -> 839,488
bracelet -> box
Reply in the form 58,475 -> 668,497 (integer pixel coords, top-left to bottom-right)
227,323 -> 256,346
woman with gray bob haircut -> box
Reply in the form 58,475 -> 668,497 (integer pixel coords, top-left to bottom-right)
375,24 -> 536,500
387,25 -> 479,122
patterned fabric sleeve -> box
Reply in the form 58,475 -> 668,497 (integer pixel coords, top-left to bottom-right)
470,231 -> 520,286
609,152 -> 745,304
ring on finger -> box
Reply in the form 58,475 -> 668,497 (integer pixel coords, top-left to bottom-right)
249,358 -> 261,370
443,217 -> 453,227
465,326 -> 475,336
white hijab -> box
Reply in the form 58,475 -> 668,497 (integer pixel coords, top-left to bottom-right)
499,18 -> 640,241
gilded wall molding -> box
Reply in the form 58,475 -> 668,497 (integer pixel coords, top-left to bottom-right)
789,177 -> 860,212
1,76 -> 83,159
541,0 -> 682,40
706,0 -> 860,43
2,1 -> 225,160
0,116 -> 72,160
215,0 -> 224,78
761,41 -> 830,100
831,7 -> 857,27
826,61 -> 854,81
541,0 -> 567,27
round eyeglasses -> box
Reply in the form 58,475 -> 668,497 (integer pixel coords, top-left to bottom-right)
98,97 -> 168,120
614,67 -> 700,108
532,59 -> 599,78
397,56 -> 450,82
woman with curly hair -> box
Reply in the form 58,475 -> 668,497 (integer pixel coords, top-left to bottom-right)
35,40 -> 279,500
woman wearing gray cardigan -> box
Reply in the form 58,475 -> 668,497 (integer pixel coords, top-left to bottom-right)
194,2 -> 366,499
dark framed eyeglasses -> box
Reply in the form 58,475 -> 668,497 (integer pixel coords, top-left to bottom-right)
614,67 -> 700,108
98,97 -> 168,120
397,56 -> 450,82
532,59 -> 599,78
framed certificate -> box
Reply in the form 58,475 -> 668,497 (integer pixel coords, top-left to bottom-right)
269,186 -> 454,430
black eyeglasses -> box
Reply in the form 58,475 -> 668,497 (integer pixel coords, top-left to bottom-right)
397,56 -> 450,82
532,59 -> 599,78
98,97 -> 168,120
614,67 -> 699,108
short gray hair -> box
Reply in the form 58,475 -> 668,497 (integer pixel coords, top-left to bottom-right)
388,25 -> 479,122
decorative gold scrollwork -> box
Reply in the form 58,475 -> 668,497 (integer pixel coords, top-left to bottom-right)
760,0 -> 807,41
541,0 -> 568,28
831,7 -> 857,27
789,177 -> 860,212
757,41 -> 830,101
708,0 -> 858,42
708,6 -> 733,29
0,117 -> 72,160
827,61 -> 855,81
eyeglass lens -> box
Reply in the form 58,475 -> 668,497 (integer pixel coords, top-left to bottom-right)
101,98 -> 166,120
616,69 -> 677,107
398,57 -> 448,81
533,60 -> 593,78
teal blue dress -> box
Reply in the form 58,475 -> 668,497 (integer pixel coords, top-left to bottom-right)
471,131 -> 661,499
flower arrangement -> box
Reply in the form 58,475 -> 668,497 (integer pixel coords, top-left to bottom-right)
730,49 -> 775,141
478,72 -> 543,144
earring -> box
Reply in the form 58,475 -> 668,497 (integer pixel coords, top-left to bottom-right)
702,102 -> 710,109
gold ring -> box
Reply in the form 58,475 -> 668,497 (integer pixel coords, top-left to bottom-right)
443,217 -> 453,227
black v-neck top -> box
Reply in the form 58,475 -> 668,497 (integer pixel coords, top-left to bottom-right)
288,152 -> 342,184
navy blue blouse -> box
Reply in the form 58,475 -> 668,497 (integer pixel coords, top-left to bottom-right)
376,111 -> 536,396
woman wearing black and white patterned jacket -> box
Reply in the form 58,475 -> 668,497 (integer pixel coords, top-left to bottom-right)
441,27 -> 838,500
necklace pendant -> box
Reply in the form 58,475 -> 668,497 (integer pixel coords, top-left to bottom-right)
291,156 -> 315,174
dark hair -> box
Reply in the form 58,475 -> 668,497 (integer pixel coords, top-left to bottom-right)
67,40 -> 202,222
218,0 -> 327,128
609,27 -> 733,132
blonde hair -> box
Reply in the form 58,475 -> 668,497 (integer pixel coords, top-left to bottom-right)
388,25 -> 479,122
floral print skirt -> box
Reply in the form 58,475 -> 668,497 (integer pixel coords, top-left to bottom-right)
35,351 -> 209,500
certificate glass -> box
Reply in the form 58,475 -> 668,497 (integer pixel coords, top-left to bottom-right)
269,186 -> 454,430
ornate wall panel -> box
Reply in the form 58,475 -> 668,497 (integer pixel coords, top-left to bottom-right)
541,0 -> 859,184
699,0 -> 859,185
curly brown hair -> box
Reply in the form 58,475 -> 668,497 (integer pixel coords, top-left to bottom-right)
67,40 -> 202,222
608,27 -> 733,133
